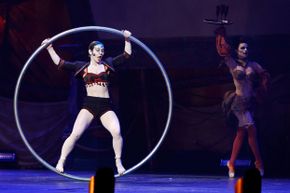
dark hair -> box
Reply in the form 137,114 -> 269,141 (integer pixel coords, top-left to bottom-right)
232,36 -> 249,50
230,36 -> 251,59
88,41 -> 104,51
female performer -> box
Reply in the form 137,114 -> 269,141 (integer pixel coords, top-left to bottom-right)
215,27 -> 269,177
42,30 -> 132,175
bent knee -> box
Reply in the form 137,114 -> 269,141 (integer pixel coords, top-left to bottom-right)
110,128 -> 122,139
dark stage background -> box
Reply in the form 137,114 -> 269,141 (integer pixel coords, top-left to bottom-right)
0,0 -> 290,177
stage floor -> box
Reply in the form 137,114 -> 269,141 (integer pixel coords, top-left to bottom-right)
0,169 -> 289,193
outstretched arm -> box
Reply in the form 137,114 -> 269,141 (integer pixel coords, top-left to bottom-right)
41,38 -> 61,65
215,26 -> 236,69
215,26 -> 231,57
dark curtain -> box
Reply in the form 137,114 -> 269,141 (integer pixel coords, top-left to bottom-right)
0,0 -> 72,101
0,0 -> 72,167
0,96 -> 69,167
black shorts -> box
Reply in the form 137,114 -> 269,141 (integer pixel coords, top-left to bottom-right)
82,96 -> 113,118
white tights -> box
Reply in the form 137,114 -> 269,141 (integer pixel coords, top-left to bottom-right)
56,109 -> 125,174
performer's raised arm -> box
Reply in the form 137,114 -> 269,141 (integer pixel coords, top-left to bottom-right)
41,38 -> 61,65
215,26 -> 237,69
215,26 -> 231,57
106,30 -> 132,67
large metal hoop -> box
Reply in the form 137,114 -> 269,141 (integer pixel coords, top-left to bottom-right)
13,26 -> 173,181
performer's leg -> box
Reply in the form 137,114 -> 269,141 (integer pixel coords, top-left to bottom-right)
247,125 -> 264,176
100,111 -> 125,175
56,109 -> 94,172
228,127 -> 246,177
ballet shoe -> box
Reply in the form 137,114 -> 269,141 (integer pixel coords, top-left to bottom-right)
258,168 -> 264,177
115,158 -> 126,175
56,159 -> 65,173
227,161 -> 235,178
255,161 -> 264,176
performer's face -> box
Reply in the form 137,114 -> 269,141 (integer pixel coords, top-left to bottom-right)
236,43 -> 248,60
91,44 -> 104,62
